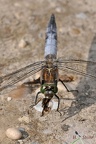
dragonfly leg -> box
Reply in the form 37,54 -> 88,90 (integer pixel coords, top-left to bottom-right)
41,110 -> 44,116
35,91 -> 41,105
54,94 -> 62,116
30,91 -> 41,108
59,79 -> 78,93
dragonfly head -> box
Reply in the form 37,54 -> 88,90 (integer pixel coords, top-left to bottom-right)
41,84 -> 58,95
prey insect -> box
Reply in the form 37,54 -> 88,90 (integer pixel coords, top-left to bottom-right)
0,14 -> 96,116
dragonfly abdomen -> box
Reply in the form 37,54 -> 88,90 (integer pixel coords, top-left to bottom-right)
44,14 -> 57,59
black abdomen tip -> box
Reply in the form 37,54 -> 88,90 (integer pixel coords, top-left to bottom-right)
48,14 -> 56,30
50,14 -> 55,24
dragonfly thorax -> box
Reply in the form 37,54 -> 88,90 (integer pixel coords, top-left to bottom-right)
40,64 -> 58,84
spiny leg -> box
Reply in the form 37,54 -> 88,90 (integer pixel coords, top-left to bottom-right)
55,94 -> 62,116
59,79 -> 78,93
41,110 -> 44,116
30,91 -> 41,108
35,91 -> 41,105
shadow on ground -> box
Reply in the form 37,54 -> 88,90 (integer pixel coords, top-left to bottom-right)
61,34 -> 96,121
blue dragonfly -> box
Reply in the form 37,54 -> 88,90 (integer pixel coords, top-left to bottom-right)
0,14 -> 96,115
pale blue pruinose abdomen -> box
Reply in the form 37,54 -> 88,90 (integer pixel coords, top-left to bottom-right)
44,14 -> 57,59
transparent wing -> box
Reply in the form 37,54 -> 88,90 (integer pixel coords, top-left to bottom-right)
56,57 -> 96,79
0,61 -> 45,92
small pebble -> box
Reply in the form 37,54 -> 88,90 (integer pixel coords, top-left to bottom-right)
18,39 -> 28,48
61,124 -> 70,131
18,128 -> 29,139
17,139 -> 24,144
7,97 -> 12,101
55,7 -> 62,13
6,128 -> 22,140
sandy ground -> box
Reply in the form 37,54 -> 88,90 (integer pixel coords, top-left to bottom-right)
0,0 -> 96,144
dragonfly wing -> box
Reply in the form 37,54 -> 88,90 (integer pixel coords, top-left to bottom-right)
56,58 -> 96,79
0,61 -> 45,92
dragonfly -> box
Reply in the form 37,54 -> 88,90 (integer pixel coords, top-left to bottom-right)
0,14 -> 96,116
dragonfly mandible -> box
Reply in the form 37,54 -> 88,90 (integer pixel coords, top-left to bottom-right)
0,14 -> 96,116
